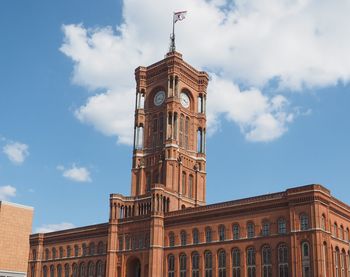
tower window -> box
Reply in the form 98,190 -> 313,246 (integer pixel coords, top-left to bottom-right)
179,114 -> 184,147
185,117 -> 189,149
188,175 -> 193,198
182,171 -> 186,195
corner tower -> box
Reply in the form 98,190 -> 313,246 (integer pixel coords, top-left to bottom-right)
131,51 -> 209,209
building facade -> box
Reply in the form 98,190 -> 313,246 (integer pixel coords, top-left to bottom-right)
0,201 -> 33,277
28,51 -> 350,277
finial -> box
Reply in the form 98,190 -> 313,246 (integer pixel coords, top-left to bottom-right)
169,11 -> 187,53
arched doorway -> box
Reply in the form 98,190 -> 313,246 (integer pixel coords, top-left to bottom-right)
126,257 -> 141,277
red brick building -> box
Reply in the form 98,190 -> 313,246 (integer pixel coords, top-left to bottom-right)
28,51 -> 350,277
0,201 -> 33,277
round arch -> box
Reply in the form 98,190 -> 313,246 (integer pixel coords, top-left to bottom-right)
126,256 -> 141,277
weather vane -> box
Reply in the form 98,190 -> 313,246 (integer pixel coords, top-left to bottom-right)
170,11 -> 187,52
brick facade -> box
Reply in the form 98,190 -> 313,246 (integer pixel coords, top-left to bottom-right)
28,52 -> 350,277
0,201 -> 33,277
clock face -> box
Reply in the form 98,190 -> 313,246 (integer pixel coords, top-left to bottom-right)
154,90 -> 165,106
180,92 -> 190,108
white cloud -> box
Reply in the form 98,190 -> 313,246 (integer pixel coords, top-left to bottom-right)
60,0 -> 350,143
3,142 -> 29,165
207,75 -> 294,141
0,185 -> 16,201
58,164 -> 92,183
35,222 -> 75,233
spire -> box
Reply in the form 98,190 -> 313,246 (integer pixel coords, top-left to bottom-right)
169,11 -> 187,53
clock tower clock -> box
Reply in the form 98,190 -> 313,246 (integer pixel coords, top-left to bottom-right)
130,51 -> 208,210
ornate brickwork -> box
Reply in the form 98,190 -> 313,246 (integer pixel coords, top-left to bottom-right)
28,52 -> 350,277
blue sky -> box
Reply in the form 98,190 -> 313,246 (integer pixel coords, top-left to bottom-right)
1,0 -> 349,233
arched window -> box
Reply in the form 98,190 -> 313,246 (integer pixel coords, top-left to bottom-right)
340,225 -> 344,240
159,113 -> 164,146
300,214 -> 309,230
168,255 -> 175,277
247,222 -> 255,238
262,246 -> 272,277
232,248 -> 241,277
43,266 -> 48,277
45,248 -> 50,260
169,232 -> 175,247
72,264 -> 78,277
301,242 -> 311,277
205,227 -> 212,243
278,218 -> 287,234
205,251 -> 213,277
192,228 -> 199,244
341,250 -> 346,277
262,221 -> 270,236
97,241 -> 104,254
57,265 -> 62,277
180,254 -> 187,277
52,248 -> 56,259
31,266 -> 35,277
322,243 -> 327,277
64,264 -> 70,277
334,223 -> 338,237
88,262 -> 94,277
74,245 -> 79,257
321,214 -> 326,230
152,116 -> 158,148
218,249 -> 226,277
345,228 -> 349,242
59,247 -> 63,258
32,249 -> 37,260
335,248 -> 340,277
278,244 -> 289,277
79,263 -> 86,277
233,224 -> 240,240
179,114 -> 184,147
184,117 -> 189,149
67,246 -> 71,257
182,171 -> 186,195
50,265 -> 55,277
188,175 -> 193,198
219,225 -> 226,241
347,251 -> 350,276
96,261 -> 103,277
180,230 -> 187,246
82,243 -> 87,256
192,252 -> 200,277
247,247 -> 256,277
89,242 -> 95,255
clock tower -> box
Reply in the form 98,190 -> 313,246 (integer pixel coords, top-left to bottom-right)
130,51 -> 208,210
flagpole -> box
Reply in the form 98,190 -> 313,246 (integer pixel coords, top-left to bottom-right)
170,13 -> 176,52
